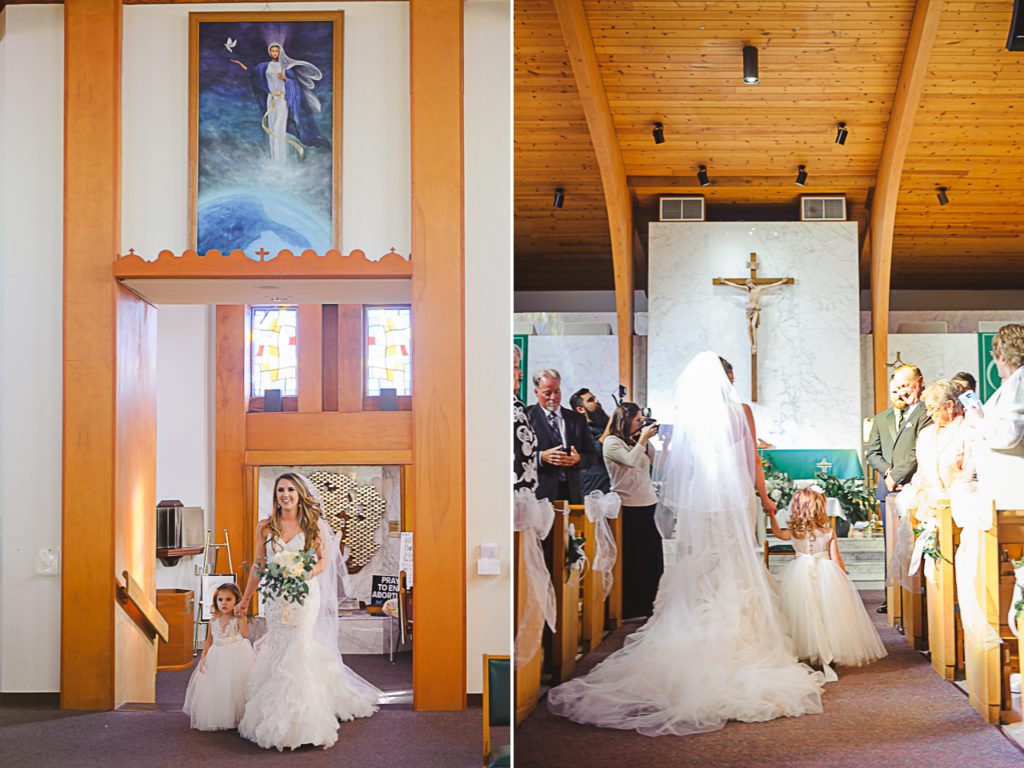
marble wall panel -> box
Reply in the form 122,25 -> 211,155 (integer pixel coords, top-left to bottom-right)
649,222 -> 861,449
859,310 -> 1024,335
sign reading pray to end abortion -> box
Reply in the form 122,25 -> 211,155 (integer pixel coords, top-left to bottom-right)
370,574 -> 400,606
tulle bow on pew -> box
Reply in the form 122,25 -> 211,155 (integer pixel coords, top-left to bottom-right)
951,486 -> 1002,650
584,491 -> 621,600
514,489 -> 557,668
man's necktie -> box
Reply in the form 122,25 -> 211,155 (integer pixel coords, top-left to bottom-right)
547,410 -> 567,481
896,409 -> 904,433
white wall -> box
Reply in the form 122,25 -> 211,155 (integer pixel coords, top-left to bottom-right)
465,0 -> 510,693
648,222 -> 862,450
122,2 -> 411,259
155,305 -> 214,593
0,5 -> 64,692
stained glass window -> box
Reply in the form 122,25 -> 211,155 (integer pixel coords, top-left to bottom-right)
365,306 -> 411,397
250,306 -> 298,398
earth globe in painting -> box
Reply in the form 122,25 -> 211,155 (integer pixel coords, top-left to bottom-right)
196,193 -> 332,259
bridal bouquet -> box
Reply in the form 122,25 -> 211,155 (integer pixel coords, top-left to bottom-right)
256,548 -> 317,605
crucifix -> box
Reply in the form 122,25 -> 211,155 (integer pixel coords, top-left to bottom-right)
712,253 -> 795,402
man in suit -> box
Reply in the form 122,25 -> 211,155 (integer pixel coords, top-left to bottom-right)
570,387 -> 612,496
866,364 -> 932,614
527,369 -> 600,505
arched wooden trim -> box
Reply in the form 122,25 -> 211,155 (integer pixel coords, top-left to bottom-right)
113,248 -> 410,279
870,0 -> 944,411
554,0 -> 634,392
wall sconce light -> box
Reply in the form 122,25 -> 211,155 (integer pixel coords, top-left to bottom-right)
697,165 -> 711,187
652,122 -> 665,144
795,165 -> 808,187
553,188 -> 565,208
936,187 -> 949,205
835,122 -> 849,145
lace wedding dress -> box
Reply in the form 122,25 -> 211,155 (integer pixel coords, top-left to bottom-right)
238,532 -> 380,750
547,351 -> 826,736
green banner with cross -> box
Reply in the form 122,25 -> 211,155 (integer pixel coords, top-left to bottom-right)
978,332 -> 1003,403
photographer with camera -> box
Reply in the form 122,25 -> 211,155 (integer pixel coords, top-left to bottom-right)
604,402 -> 662,619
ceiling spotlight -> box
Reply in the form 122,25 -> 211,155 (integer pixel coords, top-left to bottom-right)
697,165 -> 710,187
835,122 -> 849,145
743,45 -> 759,84
795,165 -> 808,186
553,188 -> 565,208
652,122 -> 665,144
937,186 -> 949,205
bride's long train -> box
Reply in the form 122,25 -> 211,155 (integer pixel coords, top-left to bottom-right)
547,352 -> 826,736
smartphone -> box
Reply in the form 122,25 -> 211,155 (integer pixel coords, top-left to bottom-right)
958,390 -> 981,409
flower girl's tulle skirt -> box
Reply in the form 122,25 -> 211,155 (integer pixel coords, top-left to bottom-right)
779,553 -> 887,669
183,640 -> 255,730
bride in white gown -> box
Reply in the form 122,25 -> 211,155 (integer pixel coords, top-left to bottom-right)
547,352 -> 826,736
236,472 -> 380,750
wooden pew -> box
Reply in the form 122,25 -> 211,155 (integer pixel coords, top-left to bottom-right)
901,507 -> 927,651
925,501 -> 961,681
607,514 -> 623,630
568,504 -> 608,654
550,501 -> 581,684
965,505 -> 1024,724
885,498 -> 903,630
513,530 -> 542,725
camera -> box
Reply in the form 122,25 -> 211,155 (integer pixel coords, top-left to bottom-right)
639,406 -> 657,428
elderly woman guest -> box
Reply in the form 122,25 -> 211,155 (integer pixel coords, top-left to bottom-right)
904,380 -> 976,514
966,324 -> 1024,507
604,403 -> 662,619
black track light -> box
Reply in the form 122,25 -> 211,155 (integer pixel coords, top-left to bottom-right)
697,165 -> 710,187
743,45 -> 759,84
652,122 -> 665,144
937,187 -> 949,206
836,122 -> 849,145
795,165 -> 808,187
553,188 -> 565,208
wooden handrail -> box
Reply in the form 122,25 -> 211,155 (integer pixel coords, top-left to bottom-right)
117,570 -> 169,643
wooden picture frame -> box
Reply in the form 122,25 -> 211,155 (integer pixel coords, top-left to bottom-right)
188,11 -> 343,256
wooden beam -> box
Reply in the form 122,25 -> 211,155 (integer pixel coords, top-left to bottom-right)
297,305 -> 323,413
409,0 -> 466,711
870,0 -> 944,412
61,0 -> 122,711
554,0 -> 634,392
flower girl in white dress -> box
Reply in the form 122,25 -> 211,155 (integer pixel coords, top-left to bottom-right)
768,488 -> 887,680
183,583 -> 254,730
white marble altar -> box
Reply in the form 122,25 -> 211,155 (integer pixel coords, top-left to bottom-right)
648,222 -> 861,449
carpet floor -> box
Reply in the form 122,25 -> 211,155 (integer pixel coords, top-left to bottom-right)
515,591 -> 1024,768
1,652 -> 493,768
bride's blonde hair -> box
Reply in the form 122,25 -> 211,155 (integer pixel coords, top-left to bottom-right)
788,488 -> 828,540
268,472 -> 322,553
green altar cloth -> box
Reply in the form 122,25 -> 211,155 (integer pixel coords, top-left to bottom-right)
758,449 -> 863,479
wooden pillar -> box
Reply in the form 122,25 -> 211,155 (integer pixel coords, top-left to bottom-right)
410,0 -> 467,710
215,306 -> 249,585
297,305 -> 323,413
869,0 -> 944,411
61,0 -> 123,711
555,0 -> 634,393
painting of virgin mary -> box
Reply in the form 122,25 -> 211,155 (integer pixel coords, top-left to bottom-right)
189,12 -> 342,258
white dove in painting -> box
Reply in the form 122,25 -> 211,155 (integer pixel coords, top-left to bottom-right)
224,37 -> 237,53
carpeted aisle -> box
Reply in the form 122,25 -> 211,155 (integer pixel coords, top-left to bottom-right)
1,652 -> 488,768
515,591 -> 1024,768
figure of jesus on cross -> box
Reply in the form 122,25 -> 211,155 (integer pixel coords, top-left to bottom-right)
713,253 -> 795,401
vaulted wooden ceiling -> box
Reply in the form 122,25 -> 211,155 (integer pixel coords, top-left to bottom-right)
514,0 -> 1024,292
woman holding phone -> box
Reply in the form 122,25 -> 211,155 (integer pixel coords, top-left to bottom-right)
603,403 -> 662,619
